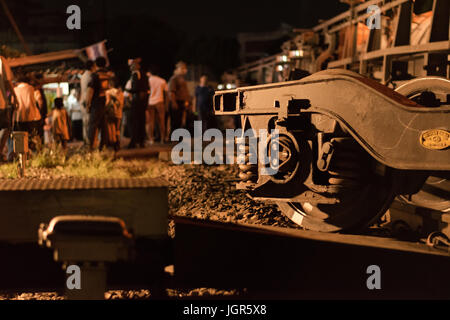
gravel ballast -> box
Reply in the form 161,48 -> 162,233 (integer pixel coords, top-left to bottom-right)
0,159 -> 301,299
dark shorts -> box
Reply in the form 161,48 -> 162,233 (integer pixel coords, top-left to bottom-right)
14,120 -> 41,134
89,98 -> 107,128
71,119 -> 83,141
88,98 -> 106,132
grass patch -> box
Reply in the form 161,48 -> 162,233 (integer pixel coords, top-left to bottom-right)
0,162 -> 18,179
0,146 -> 169,179
30,145 -> 67,169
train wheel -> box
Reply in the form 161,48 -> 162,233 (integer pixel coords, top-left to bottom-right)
275,77 -> 450,232
277,137 -> 396,233
395,77 -> 450,213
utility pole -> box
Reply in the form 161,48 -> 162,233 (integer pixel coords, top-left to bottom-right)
0,0 -> 32,55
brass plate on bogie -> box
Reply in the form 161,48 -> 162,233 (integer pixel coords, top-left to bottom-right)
420,129 -> 450,150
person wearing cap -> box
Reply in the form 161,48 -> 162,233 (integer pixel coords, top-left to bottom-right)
126,58 -> 149,149
168,61 -> 191,134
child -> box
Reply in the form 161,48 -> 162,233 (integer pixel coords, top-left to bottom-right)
105,78 -> 124,150
51,98 -> 70,149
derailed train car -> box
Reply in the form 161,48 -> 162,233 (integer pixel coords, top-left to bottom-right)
215,0 -> 449,236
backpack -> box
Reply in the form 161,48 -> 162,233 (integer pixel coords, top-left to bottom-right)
106,89 -> 121,121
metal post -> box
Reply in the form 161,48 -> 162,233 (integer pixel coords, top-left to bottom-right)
12,131 -> 28,177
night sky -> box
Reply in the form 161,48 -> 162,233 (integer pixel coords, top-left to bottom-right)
43,0 -> 349,37
2,0 -> 349,80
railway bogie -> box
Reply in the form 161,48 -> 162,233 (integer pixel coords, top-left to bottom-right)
214,70 -> 450,233
217,0 -> 450,235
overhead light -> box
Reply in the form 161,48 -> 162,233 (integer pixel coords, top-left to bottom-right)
276,55 -> 290,63
226,83 -> 233,89
277,65 -> 284,71
217,84 -> 224,90
289,49 -> 304,58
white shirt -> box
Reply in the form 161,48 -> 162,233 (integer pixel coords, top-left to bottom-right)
67,94 -> 82,120
14,82 -> 41,122
148,75 -> 168,105
80,70 -> 92,105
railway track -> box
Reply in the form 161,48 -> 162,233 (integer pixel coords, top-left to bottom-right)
1,212 -> 449,300
173,216 -> 450,300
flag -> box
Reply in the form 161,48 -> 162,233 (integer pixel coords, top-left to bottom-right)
85,41 -> 110,66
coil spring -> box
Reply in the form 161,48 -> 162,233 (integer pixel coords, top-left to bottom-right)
327,138 -> 366,189
237,144 -> 258,183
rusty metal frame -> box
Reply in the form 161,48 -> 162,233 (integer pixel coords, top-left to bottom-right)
235,0 -> 449,84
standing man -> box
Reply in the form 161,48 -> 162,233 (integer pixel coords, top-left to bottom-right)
13,74 -> 42,150
168,61 -> 191,135
0,56 -> 17,161
67,89 -> 83,141
146,66 -> 168,144
126,58 -> 149,149
85,57 -> 113,150
80,60 -> 94,144
194,74 -> 215,132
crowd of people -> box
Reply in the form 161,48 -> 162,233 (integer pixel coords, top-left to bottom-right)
0,54 -> 217,161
